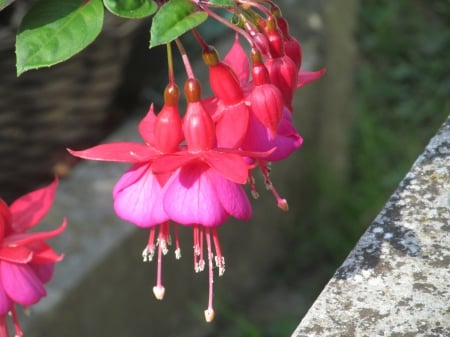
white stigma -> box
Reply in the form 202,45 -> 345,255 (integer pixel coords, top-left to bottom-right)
204,308 -> 215,323
152,285 -> 165,300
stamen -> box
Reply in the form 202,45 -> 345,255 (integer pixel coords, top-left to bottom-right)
142,228 -> 156,262
174,223 -> 181,259
259,161 -> 289,211
204,228 -> 215,322
11,306 -> 23,337
248,175 -> 260,199
194,225 -> 201,272
212,227 -> 225,276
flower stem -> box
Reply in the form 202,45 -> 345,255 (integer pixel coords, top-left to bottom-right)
175,38 -> 195,79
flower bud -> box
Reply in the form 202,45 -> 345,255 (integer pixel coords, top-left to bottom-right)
183,79 -> 216,152
264,55 -> 298,112
247,50 -> 284,137
153,84 -> 183,153
203,47 -> 243,105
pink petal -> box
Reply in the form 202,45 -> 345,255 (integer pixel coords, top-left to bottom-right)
215,102 -> 249,149
208,170 -> 252,220
138,104 -> 157,145
0,261 -> 46,306
30,263 -> 55,284
242,110 -> 302,162
0,246 -> 32,264
9,178 -> 57,232
163,165 -> 228,227
68,142 -> 157,163
113,163 -> 168,227
3,219 -> 66,248
203,151 -> 250,184
223,34 -> 250,86
150,152 -> 197,175
30,242 -> 64,264
297,68 -> 327,89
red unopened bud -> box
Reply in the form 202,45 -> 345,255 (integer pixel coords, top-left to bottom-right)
244,20 -> 270,56
247,49 -> 284,137
259,16 -> 284,58
250,49 -> 270,86
264,55 -> 298,112
284,38 -> 302,69
154,84 -> 183,153
203,46 -> 243,105
183,79 -> 216,152
273,14 -> 303,68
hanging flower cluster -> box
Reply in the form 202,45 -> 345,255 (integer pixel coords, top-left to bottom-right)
0,179 -> 65,337
70,0 -> 324,323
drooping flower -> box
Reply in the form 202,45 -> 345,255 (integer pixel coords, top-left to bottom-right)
69,86 -> 184,301
0,178 -> 66,337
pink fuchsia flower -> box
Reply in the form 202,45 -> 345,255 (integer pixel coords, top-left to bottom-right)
153,78 -> 252,321
0,178 -> 66,337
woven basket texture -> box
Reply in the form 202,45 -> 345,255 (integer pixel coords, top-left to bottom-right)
0,2 -> 143,203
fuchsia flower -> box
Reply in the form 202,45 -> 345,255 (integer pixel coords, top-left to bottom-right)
69,0 -> 326,324
0,179 -> 65,337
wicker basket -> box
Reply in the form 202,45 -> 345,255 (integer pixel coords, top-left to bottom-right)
0,2 -> 144,202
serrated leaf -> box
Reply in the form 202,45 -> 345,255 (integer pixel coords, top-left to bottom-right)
0,0 -> 15,11
150,0 -> 208,48
16,0 -> 104,76
103,0 -> 157,19
207,0 -> 236,7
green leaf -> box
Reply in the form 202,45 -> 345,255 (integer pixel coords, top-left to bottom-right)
207,0 -> 235,7
0,0 -> 15,11
16,0 -> 104,76
150,0 -> 208,48
103,0 -> 157,19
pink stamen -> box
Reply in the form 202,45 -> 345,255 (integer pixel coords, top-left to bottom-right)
194,225 -> 200,271
199,227 -> 205,272
11,306 -> 23,337
212,227 -> 225,276
143,228 -> 156,262
259,161 -> 289,211
174,223 -> 181,259
248,174 -> 260,199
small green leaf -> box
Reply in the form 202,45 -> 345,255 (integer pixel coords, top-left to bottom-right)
16,0 -> 104,76
103,0 -> 157,19
150,0 -> 208,48
207,0 -> 236,7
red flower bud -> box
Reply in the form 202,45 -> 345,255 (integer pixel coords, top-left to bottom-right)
248,50 -> 284,137
203,47 -> 243,105
264,55 -> 298,112
183,79 -> 216,152
153,84 -> 183,153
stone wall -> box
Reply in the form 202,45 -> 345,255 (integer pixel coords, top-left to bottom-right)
292,117 -> 450,336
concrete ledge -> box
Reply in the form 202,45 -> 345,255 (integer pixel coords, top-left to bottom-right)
292,117 -> 450,336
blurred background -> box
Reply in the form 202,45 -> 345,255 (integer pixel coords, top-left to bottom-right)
1,0 -> 449,336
